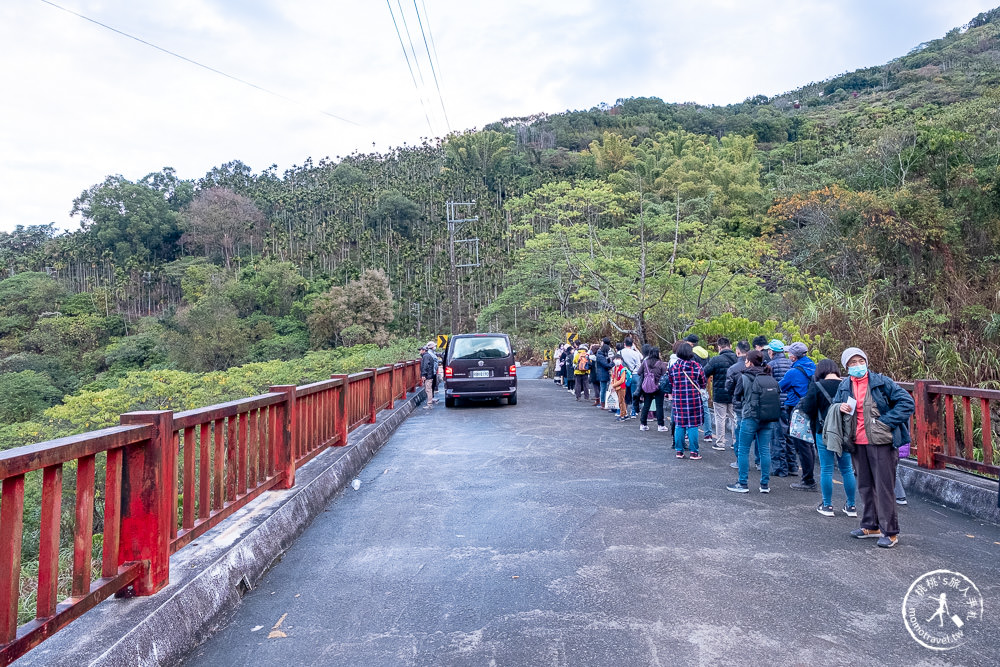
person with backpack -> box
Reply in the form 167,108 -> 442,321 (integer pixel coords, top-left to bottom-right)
766,339 -> 798,478
779,342 -> 817,491
638,346 -> 669,432
595,340 -> 614,408
727,350 -> 779,493
703,337 -> 738,452
668,343 -> 708,459
797,358 -> 856,518
610,354 -> 630,422
725,340 -> 754,469
572,342 -> 592,401
834,347 -> 915,549
420,343 -> 438,410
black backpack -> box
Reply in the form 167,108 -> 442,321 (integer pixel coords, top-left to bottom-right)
743,373 -> 781,423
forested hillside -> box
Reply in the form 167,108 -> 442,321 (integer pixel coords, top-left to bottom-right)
3,7 -> 1000,443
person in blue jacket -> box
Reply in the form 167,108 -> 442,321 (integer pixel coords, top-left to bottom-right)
779,342 -> 817,490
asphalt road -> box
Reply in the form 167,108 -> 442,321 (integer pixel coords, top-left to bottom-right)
183,373 -> 1000,666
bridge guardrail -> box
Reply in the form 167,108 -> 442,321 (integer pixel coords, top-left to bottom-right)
0,359 -> 420,665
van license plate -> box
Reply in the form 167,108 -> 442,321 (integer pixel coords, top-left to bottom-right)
470,370 -> 490,378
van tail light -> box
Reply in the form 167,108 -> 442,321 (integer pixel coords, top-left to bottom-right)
445,366 -> 453,378
509,365 -> 517,377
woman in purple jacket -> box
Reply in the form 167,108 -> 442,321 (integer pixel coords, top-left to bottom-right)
668,343 -> 707,460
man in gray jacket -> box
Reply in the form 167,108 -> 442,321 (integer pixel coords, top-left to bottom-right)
420,343 -> 437,409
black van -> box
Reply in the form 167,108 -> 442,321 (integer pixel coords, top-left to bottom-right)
443,333 -> 517,407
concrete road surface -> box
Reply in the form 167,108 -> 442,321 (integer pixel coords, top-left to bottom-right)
183,372 -> 1000,666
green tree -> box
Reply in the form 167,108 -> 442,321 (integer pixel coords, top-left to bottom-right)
308,269 -> 394,347
0,371 -> 62,423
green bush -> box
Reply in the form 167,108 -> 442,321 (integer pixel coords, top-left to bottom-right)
0,371 -> 62,423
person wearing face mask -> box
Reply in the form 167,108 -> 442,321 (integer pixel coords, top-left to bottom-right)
610,354 -> 630,422
832,347 -> 915,549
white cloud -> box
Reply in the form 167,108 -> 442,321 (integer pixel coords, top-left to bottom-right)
0,0 -> 996,231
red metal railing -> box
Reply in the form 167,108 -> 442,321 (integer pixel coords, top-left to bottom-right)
906,380 -> 1000,477
0,359 -> 420,665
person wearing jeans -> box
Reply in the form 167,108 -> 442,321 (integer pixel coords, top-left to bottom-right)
733,417 -> 772,491
798,358 -> 856,516
816,433 -> 856,513
667,343 -> 707,458
727,350 -> 777,493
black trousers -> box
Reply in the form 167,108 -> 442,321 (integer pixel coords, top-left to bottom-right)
853,445 -> 900,536
640,390 -> 665,426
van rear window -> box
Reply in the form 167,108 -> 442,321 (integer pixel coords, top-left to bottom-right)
451,337 -> 511,360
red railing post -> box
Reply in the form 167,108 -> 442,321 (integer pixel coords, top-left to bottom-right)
914,379 -> 944,470
118,410 -> 173,596
270,385 -> 297,489
399,363 -> 407,400
387,365 -> 396,409
366,369 -> 377,423
332,375 -> 349,445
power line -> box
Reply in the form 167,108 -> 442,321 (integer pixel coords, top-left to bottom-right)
412,0 -> 451,132
419,0 -> 444,75
396,0 -> 426,88
385,0 -> 434,134
37,0 -> 360,126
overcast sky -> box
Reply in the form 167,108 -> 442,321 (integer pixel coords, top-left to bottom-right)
1,0 -> 997,232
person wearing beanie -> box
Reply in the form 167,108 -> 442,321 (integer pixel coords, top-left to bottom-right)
684,334 -> 713,441
832,347 -> 915,549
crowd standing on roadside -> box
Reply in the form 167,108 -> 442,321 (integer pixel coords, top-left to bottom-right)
551,334 -> 916,549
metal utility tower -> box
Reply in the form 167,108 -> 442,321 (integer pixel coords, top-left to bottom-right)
446,201 -> 479,333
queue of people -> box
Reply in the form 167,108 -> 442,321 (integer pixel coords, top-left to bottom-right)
552,335 -> 916,549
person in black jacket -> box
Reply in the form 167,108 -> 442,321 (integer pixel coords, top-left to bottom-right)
703,337 -> 738,452
420,343 -> 437,410
797,358 -> 857,518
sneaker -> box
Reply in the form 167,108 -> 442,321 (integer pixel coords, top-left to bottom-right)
787,469 -> 799,476
675,451 -> 684,459
727,483 -> 749,493
843,505 -> 858,518
759,485 -> 770,494
657,425 -> 669,432
729,461 -> 738,469
703,434 -> 714,441
790,482 -> 817,491
773,471 -> 789,478
690,453 -> 702,460
816,503 -> 835,517
877,535 -> 899,549
629,413 -> 638,420
615,417 -> 626,422
754,463 -> 761,471
850,528 -> 882,539
639,425 -> 650,431
896,498 -> 908,506
711,444 -> 726,451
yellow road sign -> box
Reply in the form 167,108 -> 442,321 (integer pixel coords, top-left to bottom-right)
436,334 -> 449,349
543,349 -> 552,361
565,332 -> 579,345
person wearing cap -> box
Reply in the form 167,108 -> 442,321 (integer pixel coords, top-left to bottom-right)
779,341 -> 817,491
420,343 -> 437,409
833,347 -> 915,549
765,338 -> 798,477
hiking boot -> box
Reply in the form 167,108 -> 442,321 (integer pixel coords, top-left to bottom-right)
759,485 -> 770,493
843,505 -> 858,517
727,483 -> 749,493
790,482 -> 817,491
850,528 -> 882,539
711,443 -> 726,451
639,424 -> 649,431
877,535 -> 899,549
689,453 -> 702,460
816,503 -> 835,517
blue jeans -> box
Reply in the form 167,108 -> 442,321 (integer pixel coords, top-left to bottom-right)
738,418 -> 772,487
702,393 -> 713,437
599,380 -> 609,405
816,433 -> 856,507
674,426 -> 700,454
